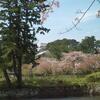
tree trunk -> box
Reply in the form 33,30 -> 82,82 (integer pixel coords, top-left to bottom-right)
12,51 -> 18,77
3,69 -> 12,88
17,56 -> 22,87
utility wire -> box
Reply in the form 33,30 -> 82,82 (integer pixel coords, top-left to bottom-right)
60,0 -> 96,34
97,0 -> 100,4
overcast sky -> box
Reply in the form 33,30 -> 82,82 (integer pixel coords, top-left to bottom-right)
36,0 -> 100,45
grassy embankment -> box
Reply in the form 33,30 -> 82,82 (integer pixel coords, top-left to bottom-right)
0,69 -> 100,88
0,69 -> 100,97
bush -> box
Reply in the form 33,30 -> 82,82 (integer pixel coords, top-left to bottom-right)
33,54 -> 100,76
85,72 -> 100,82
24,75 -> 87,87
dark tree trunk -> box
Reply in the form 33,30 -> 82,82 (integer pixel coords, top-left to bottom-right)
17,56 -> 22,87
3,69 -> 12,88
12,51 -> 18,77
14,0 -> 22,87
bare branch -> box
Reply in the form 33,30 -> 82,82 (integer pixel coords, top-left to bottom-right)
40,0 -> 59,24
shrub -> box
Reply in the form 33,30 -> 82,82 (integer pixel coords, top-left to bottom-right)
85,72 -> 100,82
28,53 -> 100,76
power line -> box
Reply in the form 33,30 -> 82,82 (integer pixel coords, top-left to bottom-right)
97,0 -> 100,4
60,0 -> 96,34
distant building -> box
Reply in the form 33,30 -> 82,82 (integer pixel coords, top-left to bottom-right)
36,50 -> 48,57
96,10 -> 100,18
95,48 -> 100,54
39,43 -> 47,52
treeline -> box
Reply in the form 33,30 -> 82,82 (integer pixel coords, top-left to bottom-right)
46,36 -> 100,59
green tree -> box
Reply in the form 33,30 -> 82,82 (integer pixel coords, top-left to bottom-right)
95,40 -> 100,54
46,38 -> 79,59
80,36 -> 96,53
48,44 -> 62,60
0,0 -> 50,87
0,41 -> 12,87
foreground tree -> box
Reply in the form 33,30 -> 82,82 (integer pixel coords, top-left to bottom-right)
0,41 -> 12,87
0,0 -> 51,87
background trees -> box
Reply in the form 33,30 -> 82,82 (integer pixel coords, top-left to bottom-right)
80,36 -> 96,53
46,38 -> 80,59
46,36 -> 100,59
47,39 -> 80,52
95,40 -> 100,53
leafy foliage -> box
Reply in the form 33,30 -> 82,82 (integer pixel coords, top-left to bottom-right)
46,36 -> 100,60
0,0 -> 50,87
80,36 -> 96,53
86,72 -> 100,82
46,38 -> 79,59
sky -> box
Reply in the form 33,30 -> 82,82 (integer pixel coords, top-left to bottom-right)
36,0 -> 100,45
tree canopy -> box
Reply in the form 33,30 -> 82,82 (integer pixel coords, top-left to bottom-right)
80,36 -> 96,53
0,0 -> 50,87
46,36 -> 100,59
